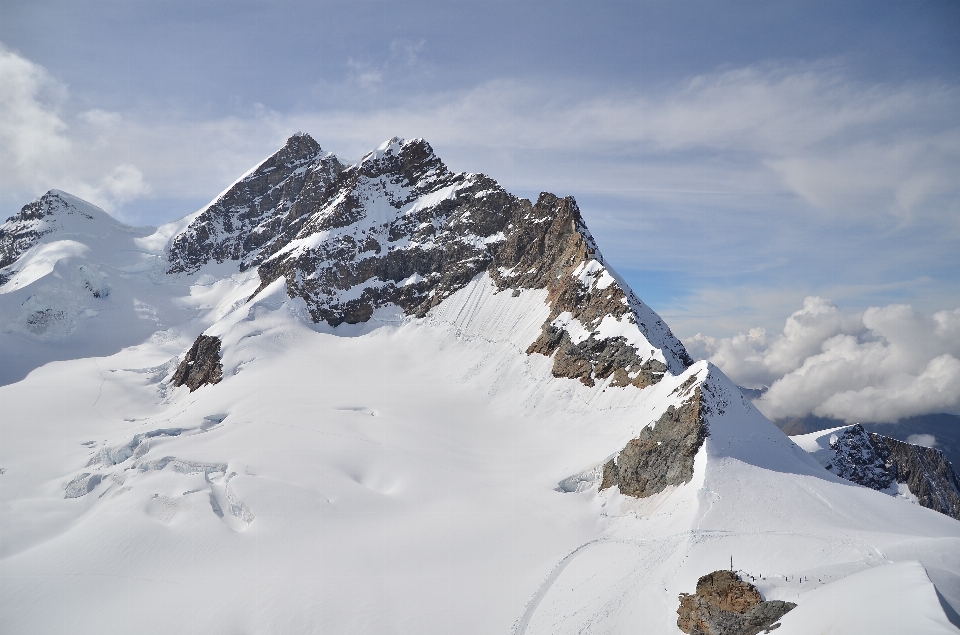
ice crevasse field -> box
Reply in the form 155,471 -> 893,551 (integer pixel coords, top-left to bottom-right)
0,179 -> 959,634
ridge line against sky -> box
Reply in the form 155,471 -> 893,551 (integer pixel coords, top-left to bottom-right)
1,1 -> 958,420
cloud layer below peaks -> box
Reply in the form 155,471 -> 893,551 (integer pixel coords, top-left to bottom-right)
687,297 -> 960,423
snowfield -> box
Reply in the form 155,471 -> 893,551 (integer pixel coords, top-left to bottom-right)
2,157 -> 959,634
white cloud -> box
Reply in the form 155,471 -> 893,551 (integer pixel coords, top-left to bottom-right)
79,108 -> 122,128
688,299 -> 960,422
99,164 -> 149,202
66,164 -> 151,211
0,44 -> 153,216
906,434 -> 937,448
0,43 -> 70,187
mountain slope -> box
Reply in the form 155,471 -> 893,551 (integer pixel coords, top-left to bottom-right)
0,190 -> 211,386
1,135 -> 958,635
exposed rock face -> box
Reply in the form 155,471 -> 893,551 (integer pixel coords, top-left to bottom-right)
171,335 -> 223,391
167,133 -> 692,389
822,424 -> 960,520
677,570 -> 796,635
777,412 -> 960,469
0,191 -> 95,285
497,192 -> 687,386
168,133 -> 344,274
825,424 -> 895,490
874,434 -> 960,519
600,384 -> 708,497
253,138 -> 508,324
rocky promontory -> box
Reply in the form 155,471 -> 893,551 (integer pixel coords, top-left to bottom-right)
822,424 -> 960,520
600,382 -> 708,497
677,570 -> 796,635
171,335 -> 223,392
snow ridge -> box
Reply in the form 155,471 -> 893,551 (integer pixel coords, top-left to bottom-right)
0,190 -> 120,286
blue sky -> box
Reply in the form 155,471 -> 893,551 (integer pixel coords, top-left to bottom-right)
2,0 -> 959,344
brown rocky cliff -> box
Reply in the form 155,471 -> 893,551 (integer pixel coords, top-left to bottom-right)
600,385 -> 708,497
504,194 -> 677,388
677,570 -> 795,635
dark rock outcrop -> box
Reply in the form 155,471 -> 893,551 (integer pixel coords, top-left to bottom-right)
778,412 -> 960,472
167,133 -> 692,389
677,570 -> 796,635
873,434 -> 960,519
822,424 -> 960,520
600,386 -> 708,497
171,335 -> 223,391
824,424 -> 895,491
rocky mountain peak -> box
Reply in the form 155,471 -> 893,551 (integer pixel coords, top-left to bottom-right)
166,134 -> 342,274
10,190 -> 90,223
163,133 -> 692,385
278,131 -> 323,162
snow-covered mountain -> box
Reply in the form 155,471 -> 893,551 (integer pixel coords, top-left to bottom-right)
0,190 -> 194,386
1,135 -> 958,634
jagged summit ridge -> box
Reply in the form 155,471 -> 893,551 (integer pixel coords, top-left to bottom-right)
165,133 -> 692,383
0,134 -> 691,388
167,133 -> 343,273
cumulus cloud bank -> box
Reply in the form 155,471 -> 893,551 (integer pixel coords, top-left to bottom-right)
687,298 -> 960,423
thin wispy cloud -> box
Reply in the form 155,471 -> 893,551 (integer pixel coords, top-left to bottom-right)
344,39 -> 430,93
2,43 -> 957,355
4,42 -> 957,228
